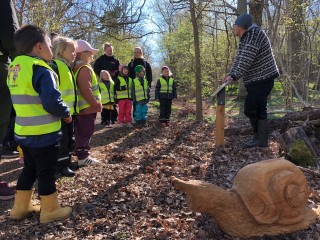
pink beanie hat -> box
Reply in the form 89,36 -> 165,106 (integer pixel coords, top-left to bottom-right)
161,66 -> 170,71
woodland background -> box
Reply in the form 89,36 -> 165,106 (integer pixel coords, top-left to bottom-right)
1,1 -> 320,239
13,0 -> 320,119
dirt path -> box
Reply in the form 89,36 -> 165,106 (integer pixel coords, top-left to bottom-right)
0,101 -> 319,239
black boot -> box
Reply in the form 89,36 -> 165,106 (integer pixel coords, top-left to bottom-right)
68,161 -> 80,171
257,119 -> 269,147
140,120 -> 146,127
61,166 -> 75,177
244,118 -> 258,148
58,159 -> 75,177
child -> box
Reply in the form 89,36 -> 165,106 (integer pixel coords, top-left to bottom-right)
132,65 -> 150,126
155,66 -> 177,127
115,64 -> 133,127
51,36 -> 78,177
7,25 -> 72,223
99,70 -> 116,128
73,40 -> 102,166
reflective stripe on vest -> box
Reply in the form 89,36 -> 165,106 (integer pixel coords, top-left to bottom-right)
74,65 -> 101,111
159,77 -> 173,93
116,76 -> 132,99
54,59 -> 78,115
7,55 -> 61,136
99,81 -> 115,104
133,77 -> 148,102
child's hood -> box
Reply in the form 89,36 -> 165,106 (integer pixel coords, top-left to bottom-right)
73,60 -> 91,73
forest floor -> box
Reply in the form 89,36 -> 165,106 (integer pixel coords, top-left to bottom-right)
0,99 -> 320,240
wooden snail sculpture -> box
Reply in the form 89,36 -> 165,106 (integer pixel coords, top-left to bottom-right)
172,159 -> 318,237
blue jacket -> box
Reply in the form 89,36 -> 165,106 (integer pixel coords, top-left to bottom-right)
14,60 -> 70,148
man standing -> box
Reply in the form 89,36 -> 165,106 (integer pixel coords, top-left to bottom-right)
0,0 -> 19,200
223,13 -> 279,148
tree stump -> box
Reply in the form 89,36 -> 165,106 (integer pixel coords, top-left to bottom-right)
279,127 -> 320,167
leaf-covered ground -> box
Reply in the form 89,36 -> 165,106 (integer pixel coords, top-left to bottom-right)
1,100 -> 320,240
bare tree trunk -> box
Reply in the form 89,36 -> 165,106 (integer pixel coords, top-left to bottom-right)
189,0 -> 203,121
237,0 -> 247,14
286,0 -> 305,108
237,0 -> 248,112
249,0 -> 265,26
15,0 -> 26,26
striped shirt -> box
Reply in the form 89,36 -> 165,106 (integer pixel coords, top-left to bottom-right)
230,25 -> 279,86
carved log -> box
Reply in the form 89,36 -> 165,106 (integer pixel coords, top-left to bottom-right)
279,127 -> 320,167
172,159 -> 318,237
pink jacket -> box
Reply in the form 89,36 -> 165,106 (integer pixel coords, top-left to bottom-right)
73,61 -> 102,115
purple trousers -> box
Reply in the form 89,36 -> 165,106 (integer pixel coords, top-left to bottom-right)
74,113 -> 97,160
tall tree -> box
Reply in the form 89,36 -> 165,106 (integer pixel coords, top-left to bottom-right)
236,0 -> 248,102
189,0 -> 203,120
237,0 -> 247,14
286,0 -> 305,97
249,0 -> 265,26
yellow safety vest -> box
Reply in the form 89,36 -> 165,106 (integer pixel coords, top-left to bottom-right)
53,59 -> 78,115
133,77 -> 148,102
99,81 -> 115,104
159,77 -> 174,93
116,76 -> 132,99
74,65 -> 101,111
7,55 -> 61,136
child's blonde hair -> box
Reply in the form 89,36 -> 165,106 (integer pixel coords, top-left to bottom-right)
103,42 -> 113,50
99,70 -> 114,84
52,36 -> 76,62
75,51 -> 93,63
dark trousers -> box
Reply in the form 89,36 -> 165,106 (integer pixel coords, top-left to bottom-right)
74,113 -> 96,160
0,63 -> 12,143
101,106 -> 118,124
57,120 -> 74,166
2,108 -> 17,151
244,80 -> 274,120
16,144 -> 59,195
159,98 -> 173,123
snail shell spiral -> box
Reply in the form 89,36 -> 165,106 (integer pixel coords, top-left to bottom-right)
232,159 -> 310,225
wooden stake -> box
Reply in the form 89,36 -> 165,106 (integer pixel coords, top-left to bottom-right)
216,87 -> 225,145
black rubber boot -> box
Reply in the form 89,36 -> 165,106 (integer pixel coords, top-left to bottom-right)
244,118 -> 259,148
57,159 -> 75,177
140,120 -> 146,127
257,119 -> 269,147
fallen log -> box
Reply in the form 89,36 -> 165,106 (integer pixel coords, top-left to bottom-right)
225,108 -> 320,136
269,108 -> 320,129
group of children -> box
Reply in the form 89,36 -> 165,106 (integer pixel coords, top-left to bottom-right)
98,60 -> 177,128
106,64 -> 150,127
5,24 -> 177,224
